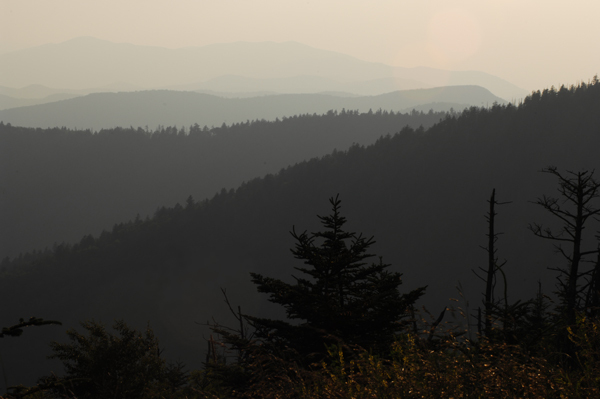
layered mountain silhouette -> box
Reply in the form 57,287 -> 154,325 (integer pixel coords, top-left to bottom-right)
0,92 -> 81,110
0,37 -> 527,101
0,86 -> 503,130
179,75 -> 433,96
1,80 -> 598,388
0,109 -> 447,259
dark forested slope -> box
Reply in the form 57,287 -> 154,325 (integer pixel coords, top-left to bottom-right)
1,79 -> 599,389
1,109 -> 446,259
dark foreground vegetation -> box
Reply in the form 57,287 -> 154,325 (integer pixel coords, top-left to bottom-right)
4,190 -> 600,398
2,78 -> 600,397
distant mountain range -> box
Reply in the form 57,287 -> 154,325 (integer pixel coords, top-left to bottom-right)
0,86 -> 505,130
0,37 -> 527,101
178,75 -> 433,96
0,92 -> 82,110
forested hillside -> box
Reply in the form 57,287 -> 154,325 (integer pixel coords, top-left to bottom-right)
0,109 -> 446,259
0,85 -> 502,130
2,79 -> 600,392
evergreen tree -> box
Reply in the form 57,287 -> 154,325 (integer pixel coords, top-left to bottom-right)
248,195 -> 426,362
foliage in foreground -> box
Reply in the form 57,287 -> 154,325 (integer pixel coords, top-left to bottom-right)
6,320 -> 189,399
196,191 -> 600,398
197,316 -> 599,399
8,317 -> 598,398
5,162 -> 600,397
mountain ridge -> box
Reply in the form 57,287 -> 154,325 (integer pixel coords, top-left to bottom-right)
0,37 -> 527,100
0,85 -> 504,130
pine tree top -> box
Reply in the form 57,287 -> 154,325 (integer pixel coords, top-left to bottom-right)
249,195 -> 426,360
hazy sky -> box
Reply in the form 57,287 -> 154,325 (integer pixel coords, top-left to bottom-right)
1,0 -> 598,91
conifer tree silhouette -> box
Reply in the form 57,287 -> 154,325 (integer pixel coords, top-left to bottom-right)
248,195 -> 425,362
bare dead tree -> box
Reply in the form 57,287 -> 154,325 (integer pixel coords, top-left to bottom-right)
584,246 -> 600,318
474,189 -> 511,338
0,317 -> 61,338
529,167 -> 600,326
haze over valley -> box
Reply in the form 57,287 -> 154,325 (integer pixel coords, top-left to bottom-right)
0,85 -> 505,131
0,37 -> 526,101
1,1 -> 599,395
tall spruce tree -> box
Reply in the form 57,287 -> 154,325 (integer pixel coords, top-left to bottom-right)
248,195 -> 426,362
